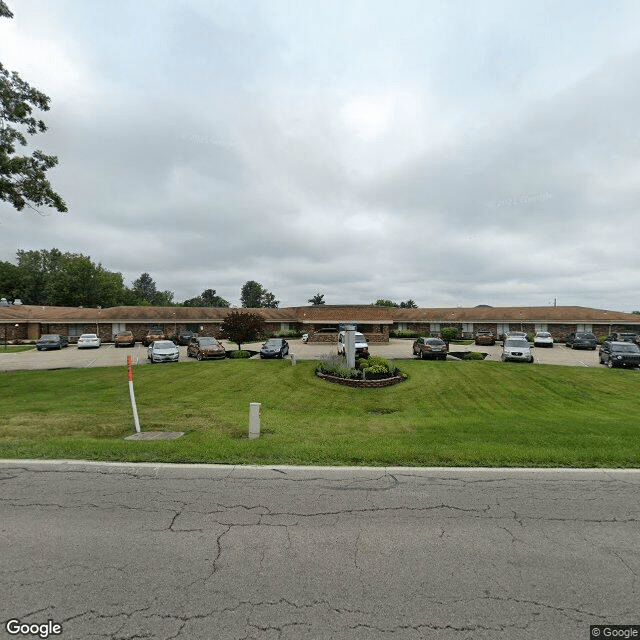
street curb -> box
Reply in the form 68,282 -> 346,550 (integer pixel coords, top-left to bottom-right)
1,459 -> 639,474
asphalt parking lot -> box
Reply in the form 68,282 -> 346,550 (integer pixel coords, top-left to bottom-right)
0,338 -> 608,372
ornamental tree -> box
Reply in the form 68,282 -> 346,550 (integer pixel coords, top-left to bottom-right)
220,310 -> 265,350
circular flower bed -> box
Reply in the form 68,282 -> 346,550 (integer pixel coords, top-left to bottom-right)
315,355 -> 406,388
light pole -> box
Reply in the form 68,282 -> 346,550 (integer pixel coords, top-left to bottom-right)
4,324 -> 19,350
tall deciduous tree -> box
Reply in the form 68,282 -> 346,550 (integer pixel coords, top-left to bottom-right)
0,2 -> 67,213
131,272 -> 173,306
240,280 -> 279,308
220,310 -> 264,350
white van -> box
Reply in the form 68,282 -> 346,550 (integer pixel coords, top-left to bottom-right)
337,331 -> 369,357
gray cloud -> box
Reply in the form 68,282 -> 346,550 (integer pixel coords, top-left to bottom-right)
2,0 -> 640,310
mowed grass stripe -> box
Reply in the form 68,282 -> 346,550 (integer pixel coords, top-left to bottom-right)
0,359 -> 638,467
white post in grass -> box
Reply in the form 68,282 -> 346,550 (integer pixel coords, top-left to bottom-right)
127,356 -> 141,433
249,403 -> 261,439
344,324 -> 356,369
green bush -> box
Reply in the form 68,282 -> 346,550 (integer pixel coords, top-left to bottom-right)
316,357 -> 361,379
390,330 -> 430,339
441,327 -> 460,341
264,329 -> 303,339
231,350 -> 251,359
463,351 -> 484,360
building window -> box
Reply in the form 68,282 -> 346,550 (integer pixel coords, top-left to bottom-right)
149,323 -> 164,332
430,323 -> 440,333
535,323 -> 547,332
68,324 -> 85,337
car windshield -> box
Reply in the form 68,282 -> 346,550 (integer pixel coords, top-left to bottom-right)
153,341 -> 175,349
577,333 -> 595,339
118,332 -> 132,336
80,334 -> 97,339
40,335 -> 57,340
505,339 -> 529,347
264,339 -> 281,347
613,343 -> 640,353
199,338 -> 218,346
537,332 -> 550,337
426,339 -> 445,345
355,333 -> 366,341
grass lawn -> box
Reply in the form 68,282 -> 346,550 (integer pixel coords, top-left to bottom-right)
0,359 -> 638,467
1,345 -> 35,353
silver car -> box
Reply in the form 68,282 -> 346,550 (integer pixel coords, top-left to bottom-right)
77,333 -> 101,349
533,331 -> 553,348
147,340 -> 179,363
501,338 -> 534,363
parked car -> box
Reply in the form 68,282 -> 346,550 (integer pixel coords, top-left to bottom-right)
187,336 -> 226,360
533,331 -> 554,348
114,330 -> 135,348
36,334 -> 69,351
564,332 -> 597,350
412,337 -> 448,360
598,341 -> 640,368
77,333 -> 101,349
605,332 -> 639,345
337,331 -> 369,358
260,338 -> 289,359
147,340 -> 179,363
501,338 -> 534,363
301,333 -> 308,343
474,331 -> 496,346
503,331 -> 527,341
176,330 -> 197,346
143,330 -> 166,346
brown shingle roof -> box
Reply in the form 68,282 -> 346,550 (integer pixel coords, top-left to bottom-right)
1,304 -> 638,325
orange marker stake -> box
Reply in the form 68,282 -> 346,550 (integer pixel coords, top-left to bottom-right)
127,356 -> 141,433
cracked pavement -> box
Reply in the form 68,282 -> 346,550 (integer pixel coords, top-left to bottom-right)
0,462 -> 638,639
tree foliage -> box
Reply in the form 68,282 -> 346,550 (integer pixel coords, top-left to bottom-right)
131,272 -> 174,306
0,249 -> 128,307
0,3 -> 67,213
220,310 -> 264,350
181,288 -> 230,308
240,280 -> 279,308
375,299 -> 418,308
308,293 -> 325,305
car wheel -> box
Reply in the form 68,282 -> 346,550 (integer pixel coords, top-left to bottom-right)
607,360 -> 614,369
197,352 -> 204,361
421,351 -> 428,360
529,357 -> 534,363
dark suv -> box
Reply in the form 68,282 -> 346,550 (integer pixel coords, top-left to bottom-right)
599,341 -> 640,368
564,332 -> 597,350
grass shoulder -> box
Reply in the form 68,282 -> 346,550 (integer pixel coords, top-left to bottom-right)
0,359 -> 639,467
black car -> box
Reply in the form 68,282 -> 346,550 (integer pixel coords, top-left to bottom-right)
564,332 -> 597,350
599,341 -> 640,368
36,334 -> 69,351
176,330 -> 197,345
259,338 -> 289,359
605,332 -> 639,345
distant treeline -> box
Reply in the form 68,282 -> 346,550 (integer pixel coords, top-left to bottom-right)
0,249 -> 229,308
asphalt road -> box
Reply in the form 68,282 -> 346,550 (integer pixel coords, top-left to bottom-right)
0,339 -> 607,371
1,462 -> 638,639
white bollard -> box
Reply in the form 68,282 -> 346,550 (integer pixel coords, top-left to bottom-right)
249,402 -> 261,439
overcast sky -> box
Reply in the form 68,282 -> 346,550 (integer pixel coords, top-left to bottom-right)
2,0 -> 640,311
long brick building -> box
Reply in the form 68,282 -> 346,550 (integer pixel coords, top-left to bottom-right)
1,303 -> 639,344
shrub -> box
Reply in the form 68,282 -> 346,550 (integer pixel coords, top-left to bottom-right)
317,354 -> 402,380
463,351 -> 484,360
264,329 -> 303,339
390,330 -> 430,339
230,350 -> 251,359
441,327 -> 460,341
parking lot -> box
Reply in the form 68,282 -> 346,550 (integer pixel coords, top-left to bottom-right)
0,338 -> 607,372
